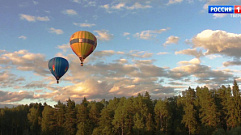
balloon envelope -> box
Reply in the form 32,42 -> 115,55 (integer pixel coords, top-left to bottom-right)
48,57 -> 69,84
70,31 -> 97,66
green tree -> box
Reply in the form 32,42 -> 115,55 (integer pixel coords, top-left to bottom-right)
64,98 -> 76,135
196,86 -> 220,134
28,103 -> 43,135
154,99 -> 169,133
54,101 -> 66,135
181,87 -> 198,135
41,105 -> 56,135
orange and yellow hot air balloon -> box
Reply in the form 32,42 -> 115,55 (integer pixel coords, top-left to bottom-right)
70,31 -> 97,66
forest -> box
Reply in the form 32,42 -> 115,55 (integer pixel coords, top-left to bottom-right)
1,80 -> 241,135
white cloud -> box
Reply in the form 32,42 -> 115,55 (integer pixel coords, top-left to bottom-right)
94,30 -> 113,41
112,3 -> 126,9
62,9 -> 78,15
20,14 -> 50,22
223,60 -> 241,67
57,43 -> 70,52
157,52 -> 169,55
175,48 -> 204,58
203,0 -> 238,10
0,90 -> 34,103
49,27 -> 64,35
163,36 -> 179,46
18,35 -> 27,40
192,29 -> 241,58
101,2 -> 152,13
123,32 -> 130,36
73,22 -> 96,27
213,14 -> 228,19
134,28 -> 169,40
178,58 -> 201,65
167,0 -> 183,5
126,2 -> 152,10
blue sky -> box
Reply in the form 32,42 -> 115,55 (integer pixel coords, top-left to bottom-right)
0,0 -> 241,106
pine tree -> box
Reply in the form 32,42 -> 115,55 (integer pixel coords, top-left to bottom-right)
154,98 -> 169,133
41,105 -> 56,135
181,87 -> 198,135
196,86 -> 220,134
64,98 -> 76,135
54,101 -> 66,135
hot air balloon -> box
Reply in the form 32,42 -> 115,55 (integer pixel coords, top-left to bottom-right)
48,57 -> 69,84
70,31 -> 97,66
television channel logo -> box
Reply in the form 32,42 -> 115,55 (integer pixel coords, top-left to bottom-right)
208,5 -> 241,14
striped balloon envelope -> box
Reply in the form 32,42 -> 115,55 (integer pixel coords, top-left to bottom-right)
70,31 -> 97,66
48,57 -> 69,84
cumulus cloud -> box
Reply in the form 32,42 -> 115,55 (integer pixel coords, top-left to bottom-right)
192,29 -> 241,58
101,2 -> 152,13
213,14 -> 228,19
62,9 -> 78,15
157,52 -> 169,55
223,60 -> 241,67
0,90 -> 35,103
57,43 -> 70,52
0,71 -> 25,88
0,50 -> 48,77
128,50 -> 153,58
126,2 -> 152,10
20,14 -> 50,22
167,0 -> 183,5
94,30 -> 113,41
49,27 -> 64,35
18,35 -> 27,40
163,36 -> 179,46
73,0 -> 96,7
178,58 -> 201,65
169,63 -> 233,85
134,28 -> 169,40
175,48 -> 204,58
202,0 -> 238,10
73,22 -> 96,27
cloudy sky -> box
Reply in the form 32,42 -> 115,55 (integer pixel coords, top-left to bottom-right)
1,0 -> 241,106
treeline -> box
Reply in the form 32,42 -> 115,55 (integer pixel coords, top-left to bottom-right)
1,80 -> 241,135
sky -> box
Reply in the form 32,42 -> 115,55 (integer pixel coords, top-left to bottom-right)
1,0 -> 241,106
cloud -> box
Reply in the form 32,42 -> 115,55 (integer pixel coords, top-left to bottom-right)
57,43 -> 70,52
123,32 -> 130,36
192,29 -> 241,58
213,14 -> 228,19
94,30 -> 113,41
62,9 -> 78,15
112,3 -> 126,9
0,71 -> 25,88
203,0 -> 238,10
126,2 -> 152,10
0,50 -> 48,77
0,90 -> 35,103
128,50 -> 153,58
157,52 -> 169,55
101,2 -> 152,13
167,0 -> 183,5
175,48 -> 204,58
134,28 -> 169,40
73,0 -> 97,7
163,36 -> 179,46
223,60 -> 241,67
49,27 -> 64,35
19,14 -> 50,22
18,35 -> 27,40
169,63 -> 233,85
73,22 -> 96,27
178,58 -> 201,65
